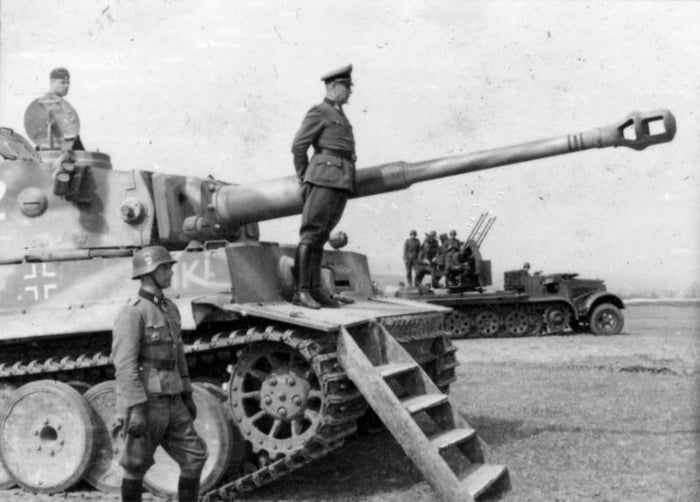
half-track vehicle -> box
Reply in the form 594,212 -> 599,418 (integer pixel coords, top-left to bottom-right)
0,97 -> 675,502
399,214 -> 625,338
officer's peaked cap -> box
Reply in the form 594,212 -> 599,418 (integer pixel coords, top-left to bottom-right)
50,67 -> 70,80
321,64 -> 353,85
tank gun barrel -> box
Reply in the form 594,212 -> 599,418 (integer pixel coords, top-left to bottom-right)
207,109 -> 675,229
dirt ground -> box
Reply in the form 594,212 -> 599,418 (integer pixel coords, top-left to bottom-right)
4,303 -> 699,502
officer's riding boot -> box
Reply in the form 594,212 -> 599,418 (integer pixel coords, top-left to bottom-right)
121,478 -> 143,502
177,476 -> 200,502
292,244 -> 321,309
309,247 -> 342,308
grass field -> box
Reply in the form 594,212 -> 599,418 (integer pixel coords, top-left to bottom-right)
5,304 -> 699,501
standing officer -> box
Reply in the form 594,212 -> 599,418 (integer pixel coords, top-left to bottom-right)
291,64 -> 357,308
403,230 -> 421,287
112,246 -> 208,502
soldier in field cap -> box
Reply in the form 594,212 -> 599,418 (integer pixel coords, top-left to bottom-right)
49,67 -> 71,97
290,64 -> 357,309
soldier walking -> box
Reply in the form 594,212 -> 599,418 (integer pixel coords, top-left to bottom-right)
112,246 -> 208,502
403,229 -> 421,287
291,64 -> 357,308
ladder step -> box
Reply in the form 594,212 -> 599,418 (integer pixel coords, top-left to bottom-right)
459,463 -> 508,499
401,393 -> 448,414
377,362 -> 418,379
429,427 -> 476,451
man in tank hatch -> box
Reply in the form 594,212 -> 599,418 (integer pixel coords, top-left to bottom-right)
24,67 -> 85,150
112,246 -> 208,502
290,64 -> 357,309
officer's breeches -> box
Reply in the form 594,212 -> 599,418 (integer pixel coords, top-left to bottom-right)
300,184 -> 348,247
120,394 -> 208,480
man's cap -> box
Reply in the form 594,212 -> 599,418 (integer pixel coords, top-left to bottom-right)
449,229 -> 457,236
321,64 -> 353,85
410,230 -> 417,236
50,67 -> 70,80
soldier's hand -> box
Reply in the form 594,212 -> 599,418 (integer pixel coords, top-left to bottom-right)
127,403 -> 148,438
182,392 -> 197,420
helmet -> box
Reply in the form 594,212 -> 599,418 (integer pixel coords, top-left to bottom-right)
329,230 -> 349,249
449,229 -> 457,236
428,230 -> 437,238
132,246 -> 177,279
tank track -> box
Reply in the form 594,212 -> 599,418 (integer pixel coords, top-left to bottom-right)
444,300 -> 574,339
0,318 -> 455,498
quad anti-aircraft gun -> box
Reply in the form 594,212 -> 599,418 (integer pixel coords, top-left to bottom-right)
400,213 -> 626,337
0,95 -> 675,502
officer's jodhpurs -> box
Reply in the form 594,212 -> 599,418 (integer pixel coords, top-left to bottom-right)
299,183 -> 349,247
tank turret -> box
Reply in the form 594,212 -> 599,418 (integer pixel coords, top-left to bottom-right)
0,109 -> 675,262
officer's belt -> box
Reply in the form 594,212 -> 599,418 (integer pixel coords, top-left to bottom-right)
138,357 -> 176,370
317,148 -> 356,162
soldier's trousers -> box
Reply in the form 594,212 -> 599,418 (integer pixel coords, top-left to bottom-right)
404,259 -> 418,285
120,394 -> 208,480
300,184 -> 349,247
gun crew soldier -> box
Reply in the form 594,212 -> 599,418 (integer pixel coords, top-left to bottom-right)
112,246 -> 208,502
291,64 -> 357,309
403,229 -> 421,287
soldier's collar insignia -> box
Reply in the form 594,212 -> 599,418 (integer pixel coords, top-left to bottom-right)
138,289 -> 166,308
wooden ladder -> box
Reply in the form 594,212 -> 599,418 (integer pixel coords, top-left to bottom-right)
337,323 -> 509,502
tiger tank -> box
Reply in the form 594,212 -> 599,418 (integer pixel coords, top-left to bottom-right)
0,100 -> 675,502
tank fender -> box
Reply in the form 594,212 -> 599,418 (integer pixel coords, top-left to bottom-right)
582,292 -> 625,315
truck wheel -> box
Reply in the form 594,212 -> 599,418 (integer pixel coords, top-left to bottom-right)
589,303 -> 624,335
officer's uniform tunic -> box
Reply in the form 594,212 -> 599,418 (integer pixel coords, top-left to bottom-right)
292,97 -> 356,247
112,290 -> 208,478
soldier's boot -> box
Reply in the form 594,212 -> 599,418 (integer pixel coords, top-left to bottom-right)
309,246 -> 342,308
121,478 -> 143,502
177,476 -> 200,502
292,243 -> 321,309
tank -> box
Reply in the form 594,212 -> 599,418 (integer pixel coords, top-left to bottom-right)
399,214 -> 626,337
0,104 -> 675,499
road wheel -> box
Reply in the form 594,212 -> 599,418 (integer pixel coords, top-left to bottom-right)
475,310 -> 501,337
144,383 -> 237,497
0,380 -> 96,493
589,303 -> 624,335
83,380 -> 123,493
229,342 -> 323,458
544,306 -> 570,334
444,310 -> 474,338
0,384 -> 17,490
504,309 -> 530,337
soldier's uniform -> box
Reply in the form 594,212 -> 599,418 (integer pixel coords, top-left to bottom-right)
291,64 -> 356,308
113,292 -> 207,479
112,246 -> 207,502
415,232 -> 439,287
403,231 -> 421,287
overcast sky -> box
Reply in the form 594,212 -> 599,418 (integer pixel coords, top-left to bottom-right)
1,0 -> 698,295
